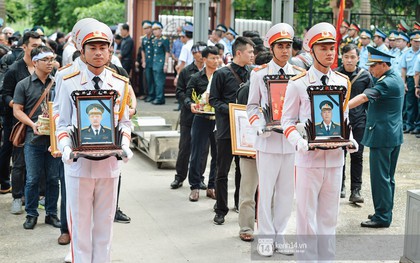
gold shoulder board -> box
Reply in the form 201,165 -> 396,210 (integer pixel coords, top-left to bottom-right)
291,71 -> 307,81
377,75 -> 385,82
253,64 -> 268,72
58,63 -> 72,71
292,65 -> 305,72
112,72 -> 129,82
63,71 -> 80,80
334,71 -> 349,80
105,66 -> 116,73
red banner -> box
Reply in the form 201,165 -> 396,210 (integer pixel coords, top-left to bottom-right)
332,0 -> 345,69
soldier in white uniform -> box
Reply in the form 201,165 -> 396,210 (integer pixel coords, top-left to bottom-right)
281,22 -> 357,261
247,23 -> 303,257
55,20 -> 133,263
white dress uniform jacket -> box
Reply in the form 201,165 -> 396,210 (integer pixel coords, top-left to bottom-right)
281,67 -> 349,167
56,67 -> 131,178
247,60 -> 302,154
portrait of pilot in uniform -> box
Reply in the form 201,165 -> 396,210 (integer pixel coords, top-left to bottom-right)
315,100 -> 341,137
81,103 -> 113,144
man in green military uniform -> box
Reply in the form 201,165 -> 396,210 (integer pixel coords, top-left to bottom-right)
81,103 -> 113,144
151,21 -> 170,105
315,100 -> 341,137
348,46 -> 404,228
140,20 -> 155,102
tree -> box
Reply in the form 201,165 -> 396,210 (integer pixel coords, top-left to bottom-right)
32,0 -> 59,29
56,0 -> 102,32
74,0 -> 125,26
5,0 -> 28,22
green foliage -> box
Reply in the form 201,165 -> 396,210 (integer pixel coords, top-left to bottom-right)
74,0 -> 125,26
6,0 -> 29,22
32,0 -> 59,30
56,0 -> 102,32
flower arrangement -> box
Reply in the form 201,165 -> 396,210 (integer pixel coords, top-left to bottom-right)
37,101 -> 50,135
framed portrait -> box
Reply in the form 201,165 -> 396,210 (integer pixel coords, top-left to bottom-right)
263,74 -> 294,130
305,85 -> 353,149
229,103 -> 256,156
69,90 -> 124,160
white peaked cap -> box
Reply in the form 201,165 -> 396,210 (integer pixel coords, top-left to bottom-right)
264,23 -> 294,48
303,22 -> 336,52
76,20 -> 113,51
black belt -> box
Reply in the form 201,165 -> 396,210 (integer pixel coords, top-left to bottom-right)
196,114 -> 215,120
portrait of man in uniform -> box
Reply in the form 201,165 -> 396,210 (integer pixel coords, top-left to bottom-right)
80,102 -> 113,144
315,99 -> 341,137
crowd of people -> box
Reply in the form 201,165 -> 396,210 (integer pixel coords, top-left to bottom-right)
0,16 -> 418,262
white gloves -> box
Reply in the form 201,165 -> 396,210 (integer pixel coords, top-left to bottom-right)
122,144 -> 133,163
256,118 -> 271,138
62,146 -> 73,165
296,138 -> 309,153
347,138 -> 359,154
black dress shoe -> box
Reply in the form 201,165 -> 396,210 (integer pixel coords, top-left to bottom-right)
213,214 -> 225,225
170,178 -> 183,189
23,216 -> 38,229
361,220 -> 390,228
152,100 -> 165,105
199,181 -> 207,190
349,189 -> 364,203
114,208 -> 131,223
45,214 -> 61,228
340,186 -> 346,198
403,128 -> 413,134
410,129 -> 420,134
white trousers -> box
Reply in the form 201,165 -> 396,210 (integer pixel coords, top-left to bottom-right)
66,176 -> 118,263
295,166 -> 342,262
256,152 -> 294,243
238,158 -> 258,234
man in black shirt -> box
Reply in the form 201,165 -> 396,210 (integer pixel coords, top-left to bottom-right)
1,31 -> 42,214
170,42 -> 207,189
209,36 -> 255,225
118,24 -> 134,75
13,46 -> 60,229
335,43 -> 373,202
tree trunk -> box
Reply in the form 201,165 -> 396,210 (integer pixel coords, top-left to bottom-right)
0,0 -> 6,27
359,0 -> 371,29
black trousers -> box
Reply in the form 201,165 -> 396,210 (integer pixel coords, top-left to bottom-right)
11,146 -> 26,199
342,126 -> 365,190
174,125 -> 192,182
0,122 -> 12,188
215,138 -> 234,216
234,156 -> 241,208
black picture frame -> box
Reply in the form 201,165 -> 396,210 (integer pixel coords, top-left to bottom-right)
69,89 -> 124,160
262,74 -> 294,132
305,85 -> 353,149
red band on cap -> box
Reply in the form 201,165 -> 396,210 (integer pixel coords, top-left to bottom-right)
82,31 -> 108,45
269,31 -> 292,45
308,32 -> 335,49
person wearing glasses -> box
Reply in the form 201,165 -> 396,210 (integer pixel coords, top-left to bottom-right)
2,31 -> 43,213
13,46 -> 61,230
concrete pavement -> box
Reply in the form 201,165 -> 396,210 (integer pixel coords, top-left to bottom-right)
0,97 -> 419,262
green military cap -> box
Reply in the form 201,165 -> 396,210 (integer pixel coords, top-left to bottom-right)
319,100 -> 333,110
86,103 -> 104,115
366,46 -> 395,66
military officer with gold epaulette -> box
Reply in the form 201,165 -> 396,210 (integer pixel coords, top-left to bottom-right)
247,23 -> 304,256
151,21 -> 170,105
141,20 -> 155,103
348,46 -> 404,228
80,103 -> 113,143
54,19 -> 133,263
281,22 -> 358,261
